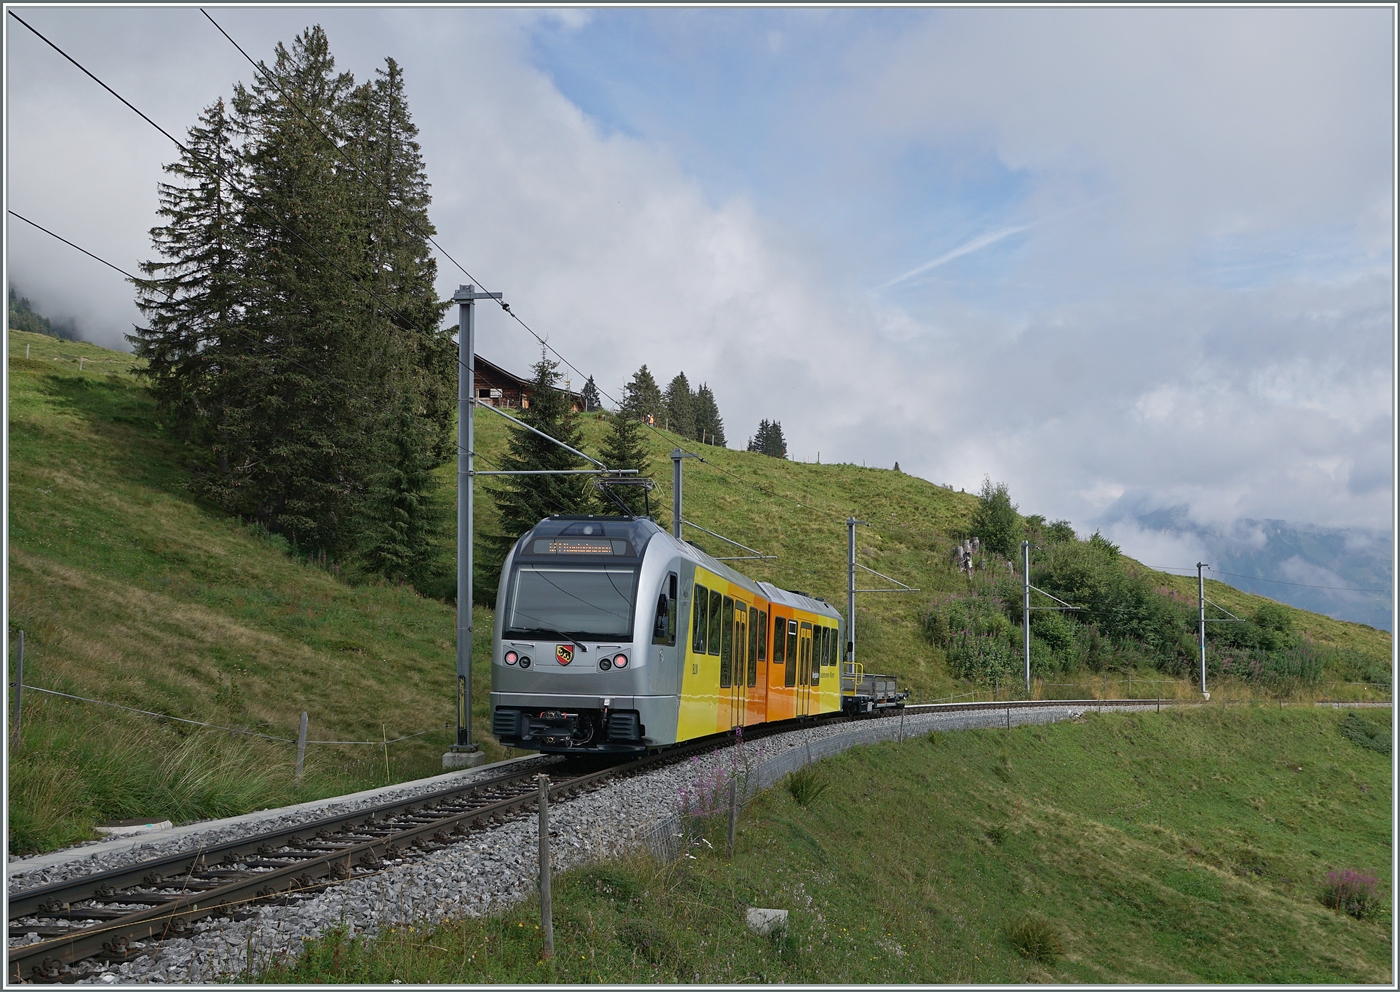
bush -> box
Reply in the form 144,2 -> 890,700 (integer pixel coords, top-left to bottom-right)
1004,915 -> 1062,963
1319,869 -> 1383,919
1339,713 -> 1391,755
971,478 -> 1023,559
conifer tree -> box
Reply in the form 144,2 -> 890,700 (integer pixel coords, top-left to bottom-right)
132,96 -> 245,447
581,375 -> 601,412
620,365 -> 664,423
747,419 -> 787,458
597,410 -> 652,517
694,382 -> 726,446
664,371 -> 695,439
482,351 -> 593,598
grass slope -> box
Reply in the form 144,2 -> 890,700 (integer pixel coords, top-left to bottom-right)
263,706 -> 1393,984
6,330 -> 1391,854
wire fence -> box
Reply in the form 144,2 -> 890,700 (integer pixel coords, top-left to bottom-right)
16,684 -> 442,746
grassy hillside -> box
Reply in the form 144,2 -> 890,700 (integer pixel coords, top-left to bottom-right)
264,706 -> 1393,984
6,330 -> 1391,853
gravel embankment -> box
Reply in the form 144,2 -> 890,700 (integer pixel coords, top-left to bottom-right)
19,703 -> 1131,983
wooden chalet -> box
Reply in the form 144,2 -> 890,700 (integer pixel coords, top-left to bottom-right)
473,354 -> 584,412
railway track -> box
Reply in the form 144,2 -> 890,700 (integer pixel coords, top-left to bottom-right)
6,716 -> 825,984
7,694 -> 1316,982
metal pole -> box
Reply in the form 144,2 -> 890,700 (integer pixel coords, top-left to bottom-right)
1022,540 -> 1031,694
847,517 -> 857,672
1197,562 -> 1209,700
13,630 -> 23,739
453,285 -> 501,750
295,711 -> 308,787
672,449 -> 684,540
537,774 -> 554,959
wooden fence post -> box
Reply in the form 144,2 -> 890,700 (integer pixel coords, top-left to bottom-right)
538,774 -> 554,960
295,712 -> 308,787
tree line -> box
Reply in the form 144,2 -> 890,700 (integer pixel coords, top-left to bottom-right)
131,27 -> 454,590
9,287 -> 81,341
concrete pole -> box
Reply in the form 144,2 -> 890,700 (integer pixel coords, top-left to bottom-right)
671,449 -> 684,540
1197,562 -> 1209,700
1022,540 -> 1031,695
294,711 -> 308,787
537,774 -> 554,959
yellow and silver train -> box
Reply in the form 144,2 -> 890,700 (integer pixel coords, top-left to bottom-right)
490,514 -> 898,753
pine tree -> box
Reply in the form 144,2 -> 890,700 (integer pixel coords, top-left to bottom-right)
581,375 -> 601,412
482,351 -> 593,598
597,411 -> 652,517
664,372 -> 695,439
620,365 -> 664,424
694,382 -> 726,446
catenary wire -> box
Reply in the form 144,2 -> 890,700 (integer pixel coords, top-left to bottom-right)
8,9 -> 422,334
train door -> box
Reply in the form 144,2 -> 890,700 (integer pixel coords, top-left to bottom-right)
732,604 -> 748,728
798,622 -> 813,717
720,595 -> 735,731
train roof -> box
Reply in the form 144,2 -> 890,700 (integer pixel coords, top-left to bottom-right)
758,582 -> 842,620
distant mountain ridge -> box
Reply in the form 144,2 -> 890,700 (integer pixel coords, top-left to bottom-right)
1112,504 -> 1392,632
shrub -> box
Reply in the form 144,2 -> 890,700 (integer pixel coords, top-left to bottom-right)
785,766 -> 830,808
1004,915 -> 1062,963
1319,869 -> 1383,919
1339,713 -> 1391,755
971,478 -> 1023,559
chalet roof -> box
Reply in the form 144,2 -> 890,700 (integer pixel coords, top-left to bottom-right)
474,354 -> 582,398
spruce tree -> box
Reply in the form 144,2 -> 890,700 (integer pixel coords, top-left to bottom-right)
747,419 -> 786,458
482,351 -> 593,598
597,410 -> 652,517
694,382 -> 726,446
620,365 -> 664,423
131,96 -> 245,447
664,371 -> 695,439
581,375 -> 601,412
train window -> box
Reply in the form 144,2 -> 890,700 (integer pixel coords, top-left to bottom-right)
787,620 -> 799,687
758,610 -> 768,661
748,607 -> 759,687
811,624 -> 821,685
819,626 -> 830,667
653,573 -> 678,646
692,584 -> 708,655
771,615 -> 785,669
708,589 -> 723,656
733,600 -> 747,689
799,622 -> 812,686
720,597 -> 734,687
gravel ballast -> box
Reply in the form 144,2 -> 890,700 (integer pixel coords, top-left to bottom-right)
15,703 -> 1154,983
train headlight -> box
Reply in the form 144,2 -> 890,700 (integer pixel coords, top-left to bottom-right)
505,651 -> 518,665
598,658 -> 611,671
612,653 -> 629,669
519,656 -> 532,669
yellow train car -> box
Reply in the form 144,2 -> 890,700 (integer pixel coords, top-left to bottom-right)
491,515 -> 847,752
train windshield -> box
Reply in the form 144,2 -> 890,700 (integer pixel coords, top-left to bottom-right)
506,565 -> 638,640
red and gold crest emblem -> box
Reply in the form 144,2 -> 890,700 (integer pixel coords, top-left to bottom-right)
555,644 -> 574,666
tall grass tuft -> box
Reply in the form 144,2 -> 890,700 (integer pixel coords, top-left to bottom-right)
1004,915 -> 1063,964
785,766 -> 830,808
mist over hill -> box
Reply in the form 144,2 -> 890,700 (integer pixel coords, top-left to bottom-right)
1103,503 -> 1393,632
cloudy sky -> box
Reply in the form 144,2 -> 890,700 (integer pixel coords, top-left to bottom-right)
5,7 -> 1394,571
